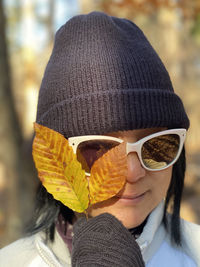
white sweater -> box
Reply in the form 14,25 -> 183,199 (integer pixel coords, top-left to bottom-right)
0,201 -> 199,267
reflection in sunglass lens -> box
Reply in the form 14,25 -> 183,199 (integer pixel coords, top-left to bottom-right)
141,134 -> 180,169
77,140 -> 120,172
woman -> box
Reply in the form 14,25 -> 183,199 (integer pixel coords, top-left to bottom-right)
0,11 -> 199,267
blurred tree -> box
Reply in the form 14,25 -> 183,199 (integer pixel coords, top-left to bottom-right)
0,0 -> 38,247
47,0 -> 55,43
0,0 -> 23,246
97,0 -> 200,20
191,14 -> 200,43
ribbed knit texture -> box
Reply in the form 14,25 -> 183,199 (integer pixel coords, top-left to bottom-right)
36,11 -> 189,137
72,213 -> 145,267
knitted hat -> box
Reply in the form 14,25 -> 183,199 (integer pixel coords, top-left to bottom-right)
36,11 -> 189,137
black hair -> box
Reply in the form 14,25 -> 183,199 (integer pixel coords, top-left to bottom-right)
163,145 -> 186,246
27,146 -> 186,245
26,184 -> 75,240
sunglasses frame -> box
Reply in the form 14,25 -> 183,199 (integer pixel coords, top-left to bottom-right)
68,128 -> 186,175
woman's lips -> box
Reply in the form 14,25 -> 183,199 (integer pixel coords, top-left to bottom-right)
114,192 -> 147,204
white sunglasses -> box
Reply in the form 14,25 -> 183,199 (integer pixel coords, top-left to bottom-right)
68,128 -> 186,176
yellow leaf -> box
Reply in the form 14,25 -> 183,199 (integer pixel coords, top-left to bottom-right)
32,123 -> 89,213
89,142 -> 127,204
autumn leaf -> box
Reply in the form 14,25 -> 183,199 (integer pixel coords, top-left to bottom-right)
32,123 -> 89,213
89,142 -> 127,204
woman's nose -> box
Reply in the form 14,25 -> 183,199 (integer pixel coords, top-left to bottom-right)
126,152 -> 146,183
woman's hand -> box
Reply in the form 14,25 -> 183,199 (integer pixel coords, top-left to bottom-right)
71,213 -> 145,267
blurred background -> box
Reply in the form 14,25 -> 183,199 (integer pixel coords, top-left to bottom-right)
0,0 -> 200,248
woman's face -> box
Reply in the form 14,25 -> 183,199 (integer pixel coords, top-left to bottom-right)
87,128 -> 172,229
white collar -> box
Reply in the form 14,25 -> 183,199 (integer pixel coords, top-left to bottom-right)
35,229 -> 71,266
35,201 -> 200,266
136,200 -> 167,263
181,218 -> 200,266
35,200 -> 166,266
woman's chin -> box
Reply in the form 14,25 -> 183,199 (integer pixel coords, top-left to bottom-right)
88,203 -> 146,229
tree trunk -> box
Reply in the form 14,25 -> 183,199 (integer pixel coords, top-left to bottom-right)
0,0 -> 23,247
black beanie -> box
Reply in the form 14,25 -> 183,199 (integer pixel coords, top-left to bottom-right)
36,11 -> 189,137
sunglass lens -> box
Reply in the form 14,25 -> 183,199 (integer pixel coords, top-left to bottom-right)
77,140 -> 120,173
141,134 -> 180,170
